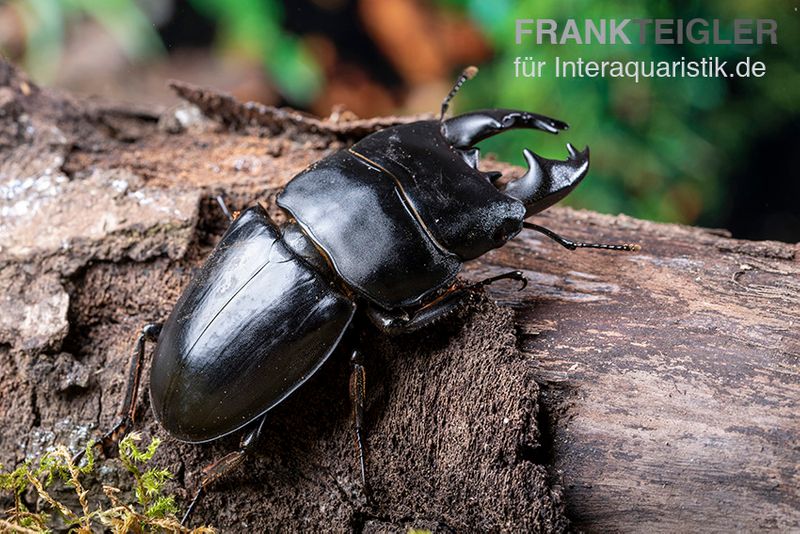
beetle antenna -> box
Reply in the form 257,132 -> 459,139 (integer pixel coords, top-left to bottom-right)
523,222 -> 641,252
440,66 -> 479,121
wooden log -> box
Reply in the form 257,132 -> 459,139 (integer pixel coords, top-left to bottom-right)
1,60 -> 797,532
471,210 -> 799,532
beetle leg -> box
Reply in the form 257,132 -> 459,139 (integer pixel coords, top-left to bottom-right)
468,270 -> 528,291
349,348 -> 370,499
366,271 -> 527,335
182,414 -> 267,526
216,193 -> 243,222
73,323 -> 162,464
523,222 -> 641,252
366,289 -> 471,335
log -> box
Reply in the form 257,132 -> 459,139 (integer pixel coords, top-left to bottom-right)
0,60 -> 797,532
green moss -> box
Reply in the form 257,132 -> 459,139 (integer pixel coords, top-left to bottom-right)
0,433 -> 214,533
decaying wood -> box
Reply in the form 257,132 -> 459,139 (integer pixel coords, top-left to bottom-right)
168,80 -> 432,139
1,60 -> 798,532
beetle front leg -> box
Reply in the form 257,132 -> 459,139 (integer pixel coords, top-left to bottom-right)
468,270 -> 528,291
182,414 -> 267,526
366,290 -> 470,335
366,271 -> 527,335
74,322 -> 162,463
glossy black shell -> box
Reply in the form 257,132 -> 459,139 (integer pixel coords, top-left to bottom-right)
149,205 -> 355,443
277,120 -> 524,309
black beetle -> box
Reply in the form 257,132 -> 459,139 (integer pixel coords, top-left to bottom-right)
82,67 -> 638,523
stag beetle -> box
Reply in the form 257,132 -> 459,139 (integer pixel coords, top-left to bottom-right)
80,67 -> 638,523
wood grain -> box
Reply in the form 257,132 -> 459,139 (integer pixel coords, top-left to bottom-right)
468,208 -> 800,532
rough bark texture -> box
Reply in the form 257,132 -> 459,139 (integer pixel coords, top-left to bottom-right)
1,60 -> 798,532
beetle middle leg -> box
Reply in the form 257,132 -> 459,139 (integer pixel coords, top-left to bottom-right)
74,322 -> 162,463
182,414 -> 267,526
349,348 -> 370,498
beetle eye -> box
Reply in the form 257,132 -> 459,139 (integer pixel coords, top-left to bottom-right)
493,217 -> 522,244
493,227 -> 508,242
484,171 -> 503,183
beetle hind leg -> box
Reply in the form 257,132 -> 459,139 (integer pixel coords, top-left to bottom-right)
215,194 -> 242,223
182,414 -> 267,526
74,322 -> 162,464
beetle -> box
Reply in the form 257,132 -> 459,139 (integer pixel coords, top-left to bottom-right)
80,67 -> 638,523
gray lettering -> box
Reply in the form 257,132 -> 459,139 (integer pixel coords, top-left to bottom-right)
538,19 -> 558,44
655,19 -> 674,44
633,19 -> 653,44
560,19 -> 583,44
585,19 -> 606,44
733,19 -> 753,44
610,19 -> 631,44
757,19 -> 778,44
687,18 -> 708,44
515,19 -> 534,45
713,20 -> 731,44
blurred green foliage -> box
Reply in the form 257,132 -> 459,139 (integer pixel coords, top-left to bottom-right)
5,0 -> 798,228
9,0 -> 322,105
11,0 -> 163,82
188,0 -> 322,105
447,0 -> 800,225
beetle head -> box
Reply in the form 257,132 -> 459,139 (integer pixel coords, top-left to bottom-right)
439,67 -> 590,219
347,67 -> 591,261
350,121 -> 526,261
441,110 -> 590,218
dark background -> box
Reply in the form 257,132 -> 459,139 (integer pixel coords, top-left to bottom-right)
2,0 -> 797,242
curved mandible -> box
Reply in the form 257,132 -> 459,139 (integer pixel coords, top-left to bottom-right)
504,144 -> 590,217
442,109 -> 569,148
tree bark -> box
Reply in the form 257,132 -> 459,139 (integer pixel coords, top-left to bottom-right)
1,60 -> 797,532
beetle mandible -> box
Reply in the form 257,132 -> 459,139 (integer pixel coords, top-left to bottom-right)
80,67 -> 639,523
